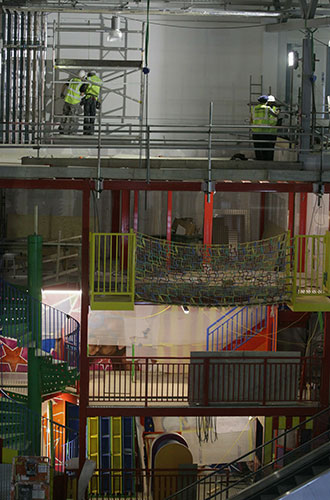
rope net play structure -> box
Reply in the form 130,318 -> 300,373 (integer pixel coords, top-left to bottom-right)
135,232 -> 291,307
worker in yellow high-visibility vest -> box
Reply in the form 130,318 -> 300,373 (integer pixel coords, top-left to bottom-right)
82,71 -> 103,135
251,95 -> 279,161
59,70 -> 86,135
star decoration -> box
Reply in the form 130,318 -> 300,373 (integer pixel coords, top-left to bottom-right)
0,342 -> 27,372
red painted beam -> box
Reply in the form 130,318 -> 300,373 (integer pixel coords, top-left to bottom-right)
121,190 -> 130,233
203,192 -> 214,245
0,178 -> 325,193
259,192 -> 266,240
79,186 -> 90,472
86,406 -> 320,417
288,192 -> 295,236
321,313 -> 330,408
166,191 -> 172,242
111,191 -> 120,233
133,190 -> 139,232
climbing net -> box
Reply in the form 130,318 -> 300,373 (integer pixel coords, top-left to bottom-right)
135,232 -> 291,307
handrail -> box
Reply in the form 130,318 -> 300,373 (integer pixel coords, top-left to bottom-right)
206,305 -> 276,352
0,393 -> 78,472
164,404 -> 330,499
0,278 -> 80,371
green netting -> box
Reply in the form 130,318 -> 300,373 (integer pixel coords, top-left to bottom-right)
135,232 -> 291,307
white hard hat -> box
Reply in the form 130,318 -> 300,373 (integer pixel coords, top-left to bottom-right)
268,95 -> 276,102
78,70 -> 86,79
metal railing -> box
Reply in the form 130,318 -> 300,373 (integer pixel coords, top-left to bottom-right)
88,354 -> 321,407
292,233 -> 330,300
0,279 -> 80,390
90,231 -> 136,310
89,467 -> 245,500
163,405 -> 330,500
206,305 -> 277,352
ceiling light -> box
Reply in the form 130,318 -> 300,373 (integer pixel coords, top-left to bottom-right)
288,51 -> 299,69
107,16 -> 123,43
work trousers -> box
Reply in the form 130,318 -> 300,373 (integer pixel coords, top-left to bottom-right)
253,133 -> 276,161
83,97 -> 97,135
60,102 -> 80,134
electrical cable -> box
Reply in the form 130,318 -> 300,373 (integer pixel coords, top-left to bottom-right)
123,15 -> 277,30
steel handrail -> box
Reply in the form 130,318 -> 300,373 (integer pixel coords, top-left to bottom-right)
164,404 -> 330,499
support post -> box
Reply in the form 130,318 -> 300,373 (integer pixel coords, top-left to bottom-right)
111,190 -> 120,233
166,191 -> 172,242
121,190 -> 130,233
79,184 -> 90,474
203,192 -> 214,245
288,192 -> 295,237
320,312 -> 330,408
298,193 -> 308,272
133,190 -> 139,233
27,231 -> 42,455
300,36 -> 313,155
259,192 -> 265,240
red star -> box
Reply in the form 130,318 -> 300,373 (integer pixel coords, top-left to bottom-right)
0,343 -> 27,372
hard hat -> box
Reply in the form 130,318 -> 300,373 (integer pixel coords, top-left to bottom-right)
258,95 -> 268,103
88,70 -> 96,76
268,95 -> 276,102
78,70 -> 86,79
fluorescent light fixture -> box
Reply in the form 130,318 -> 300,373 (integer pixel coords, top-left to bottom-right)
288,50 -> 299,69
42,289 -> 82,295
107,16 -> 123,42
181,305 -> 190,314
288,51 -> 295,67
186,8 -> 280,17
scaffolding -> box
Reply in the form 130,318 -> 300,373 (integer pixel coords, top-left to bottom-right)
48,15 -> 145,143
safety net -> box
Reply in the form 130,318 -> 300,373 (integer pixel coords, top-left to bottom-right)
135,232 -> 291,307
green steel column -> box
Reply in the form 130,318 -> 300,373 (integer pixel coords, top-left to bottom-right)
27,233 -> 43,455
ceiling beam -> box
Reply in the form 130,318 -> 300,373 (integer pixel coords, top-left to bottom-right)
266,14 -> 330,30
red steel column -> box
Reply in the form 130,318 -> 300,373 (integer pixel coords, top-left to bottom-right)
259,192 -> 266,240
167,191 -> 173,242
133,190 -> 139,233
111,191 -> 120,233
298,193 -> 308,272
121,190 -> 130,233
203,192 -> 214,245
79,183 -> 90,472
288,193 -> 295,236
320,313 -> 330,408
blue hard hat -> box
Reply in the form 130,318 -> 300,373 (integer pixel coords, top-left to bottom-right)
258,95 -> 268,103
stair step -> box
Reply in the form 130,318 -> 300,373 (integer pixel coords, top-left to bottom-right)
0,422 -> 24,433
1,322 -> 29,337
312,464 -> 329,475
294,474 -> 313,485
277,481 -> 296,495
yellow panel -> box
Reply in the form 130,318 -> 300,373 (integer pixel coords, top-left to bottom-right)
2,448 -> 18,464
288,296 -> 330,312
88,417 -> 99,495
278,416 -> 286,429
111,417 -> 122,494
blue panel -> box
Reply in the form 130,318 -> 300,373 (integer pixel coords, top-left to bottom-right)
122,417 -> 135,494
66,403 -> 79,459
100,417 -> 111,494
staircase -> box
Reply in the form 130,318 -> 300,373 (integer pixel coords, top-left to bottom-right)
0,278 -> 80,397
0,278 -> 80,497
206,305 -> 277,352
163,406 -> 330,500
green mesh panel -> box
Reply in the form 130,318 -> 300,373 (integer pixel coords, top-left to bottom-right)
135,232 -> 291,307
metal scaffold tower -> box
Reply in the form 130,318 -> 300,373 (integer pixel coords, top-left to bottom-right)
48,14 -> 145,143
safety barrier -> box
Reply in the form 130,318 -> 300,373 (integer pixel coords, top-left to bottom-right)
163,405 -> 330,500
90,231 -> 136,310
88,355 -> 321,407
206,305 -> 277,352
89,467 -> 242,500
0,278 -> 79,372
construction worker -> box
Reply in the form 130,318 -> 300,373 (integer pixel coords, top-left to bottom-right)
251,95 -> 279,161
82,71 -> 103,135
267,95 -> 280,160
59,70 -> 86,135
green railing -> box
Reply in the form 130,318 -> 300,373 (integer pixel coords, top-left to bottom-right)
90,231 -> 136,310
